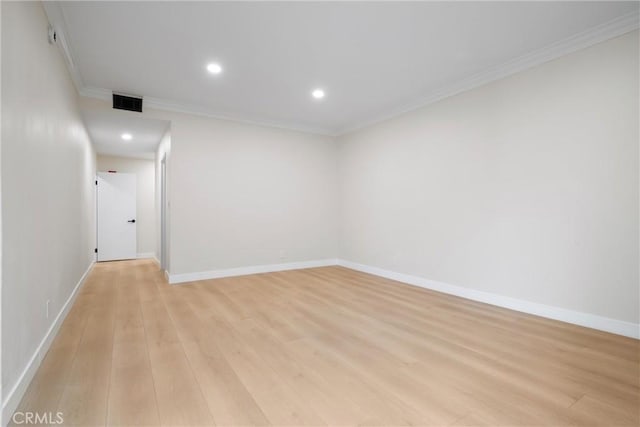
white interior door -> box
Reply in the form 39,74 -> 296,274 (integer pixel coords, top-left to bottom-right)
97,172 -> 137,261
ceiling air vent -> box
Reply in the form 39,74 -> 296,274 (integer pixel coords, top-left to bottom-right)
113,93 -> 143,113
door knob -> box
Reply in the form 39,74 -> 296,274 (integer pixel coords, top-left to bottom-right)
128,219 -> 136,223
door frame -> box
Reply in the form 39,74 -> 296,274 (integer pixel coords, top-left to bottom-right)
160,154 -> 168,271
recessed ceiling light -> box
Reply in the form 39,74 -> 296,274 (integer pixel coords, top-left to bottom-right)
121,133 -> 132,141
206,63 -> 223,74
312,89 -> 325,99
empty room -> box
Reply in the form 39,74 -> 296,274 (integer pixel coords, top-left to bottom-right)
2,1 -> 639,426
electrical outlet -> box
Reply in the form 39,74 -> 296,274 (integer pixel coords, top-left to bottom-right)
46,300 -> 50,319
279,250 -> 287,261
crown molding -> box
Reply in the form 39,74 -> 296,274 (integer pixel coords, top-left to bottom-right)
144,96 -> 335,137
79,86 -> 335,136
335,10 -> 640,136
45,3 -> 638,138
42,1 -> 85,96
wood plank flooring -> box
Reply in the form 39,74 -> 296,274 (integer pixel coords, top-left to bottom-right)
11,259 -> 640,426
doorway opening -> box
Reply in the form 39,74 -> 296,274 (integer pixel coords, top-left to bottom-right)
83,106 -> 170,271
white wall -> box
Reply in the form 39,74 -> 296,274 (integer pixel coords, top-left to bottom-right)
166,112 -> 338,275
1,1 -> 96,418
338,31 -> 639,325
97,155 -> 156,257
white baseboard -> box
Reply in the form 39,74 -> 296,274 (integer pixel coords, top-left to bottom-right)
169,258 -> 339,284
2,261 -> 95,426
337,259 -> 639,339
145,254 -> 160,265
136,252 -> 156,259
167,257 -> 638,338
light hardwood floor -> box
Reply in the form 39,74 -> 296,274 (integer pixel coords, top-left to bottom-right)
12,259 -> 640,426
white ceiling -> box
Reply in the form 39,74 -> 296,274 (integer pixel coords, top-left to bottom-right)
51,1 -> 638,135
82,108 -> 168,160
